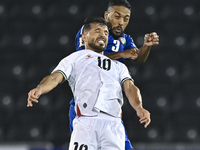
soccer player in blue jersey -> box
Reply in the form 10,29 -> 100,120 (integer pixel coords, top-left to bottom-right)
69,0 -> 159,149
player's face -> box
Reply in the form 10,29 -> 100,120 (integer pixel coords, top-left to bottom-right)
105,6 -> 131,39
84,23 -> 109,53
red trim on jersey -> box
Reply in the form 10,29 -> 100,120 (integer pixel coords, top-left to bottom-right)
76,105 -> 81,116
121,112 -> 123,119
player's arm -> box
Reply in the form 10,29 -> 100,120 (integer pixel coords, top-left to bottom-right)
123,79 -> 151,128
134,32 -> 159,64
27,72 -> 63,107
105,48 -> 138,60
105,32 -> 159,63
133,45 -> 151,64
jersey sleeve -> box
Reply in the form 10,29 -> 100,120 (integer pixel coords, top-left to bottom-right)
118,62 -> 134,85
75,25 -> 85,51
51,54 -> 75,83
125,35 -> 138,50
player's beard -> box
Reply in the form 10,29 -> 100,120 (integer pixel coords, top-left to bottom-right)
107,21 -> 124,39
88,38 -> 107,53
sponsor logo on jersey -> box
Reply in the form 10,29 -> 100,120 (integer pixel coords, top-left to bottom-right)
119,37 -> 126,45
86,54 -> 93,59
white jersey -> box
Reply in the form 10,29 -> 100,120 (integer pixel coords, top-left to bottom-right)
52,50 -> 133,118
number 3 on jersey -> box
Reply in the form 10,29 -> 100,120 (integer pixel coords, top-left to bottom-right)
112,40 -> 120,52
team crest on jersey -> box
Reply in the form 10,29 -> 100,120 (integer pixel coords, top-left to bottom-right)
86,54 -> 93,59
119,37 -> 126,45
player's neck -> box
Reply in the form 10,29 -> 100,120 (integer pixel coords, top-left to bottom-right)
90,49 -> 104,55
85,46 -> 104,55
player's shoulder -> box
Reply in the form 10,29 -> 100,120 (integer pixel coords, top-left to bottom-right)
122,33 -> 133,39
70,49 -> 98,58
75,25 -> 85,51
118,33 -> 134,45
112,60 -> 127,68
76,25 -> 84,36
63,50 -> 85,60
122,33 -> 137,48
61,50 -> 97,65
71,49 -> 92,57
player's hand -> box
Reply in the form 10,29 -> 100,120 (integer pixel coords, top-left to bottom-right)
136,107 -> 151,128
143,32 -> 159,47
120,48 -> 138,60
27,88 -> 41,107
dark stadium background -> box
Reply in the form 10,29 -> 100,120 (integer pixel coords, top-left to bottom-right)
0,0 -> 200,149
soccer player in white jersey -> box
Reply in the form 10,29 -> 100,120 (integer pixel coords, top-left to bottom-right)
27,17 -> 151,150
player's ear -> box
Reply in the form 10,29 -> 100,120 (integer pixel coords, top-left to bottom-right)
104,11 -> 109,21
82,33 -> 87,42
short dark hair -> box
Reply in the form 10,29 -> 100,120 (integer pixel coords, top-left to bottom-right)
82,16 -> 107,33
107,0 -> 131,11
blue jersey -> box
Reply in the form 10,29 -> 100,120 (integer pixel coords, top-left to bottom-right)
75,25 -> 137,63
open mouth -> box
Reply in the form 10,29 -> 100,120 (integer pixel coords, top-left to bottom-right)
97,38 -> 105,45
114,26 -> 123,34
116,28 -> 122,33
97,40 -> 105,44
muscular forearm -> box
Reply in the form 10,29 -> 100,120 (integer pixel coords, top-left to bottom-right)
134,45 -> 151,64
124,81 -> 143,111
105,48 -> 138,60
123,80 -> 151,128
127,86 -> 143,111
37,74 -> 61,94
27,72 -> 63,107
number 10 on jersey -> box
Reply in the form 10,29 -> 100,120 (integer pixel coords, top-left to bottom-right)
97,57 -> 111,71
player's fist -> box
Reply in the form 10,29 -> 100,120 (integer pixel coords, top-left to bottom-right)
143,32 -> 159,47
27,88 -> 41,107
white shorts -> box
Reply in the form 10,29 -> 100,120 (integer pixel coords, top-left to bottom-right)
68,112 -> 125,150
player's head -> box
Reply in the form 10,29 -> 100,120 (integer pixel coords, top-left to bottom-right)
104,0 -> 131,39
82,16 -> 109,53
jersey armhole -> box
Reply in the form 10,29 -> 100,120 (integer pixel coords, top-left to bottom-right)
121,77 -> 134,91
52,70 -> 67,84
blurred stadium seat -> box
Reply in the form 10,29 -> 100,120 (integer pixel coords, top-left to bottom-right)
0,126 -> 4,141
0,94 -> 14,114
45,124 -> 70,146
172,93 -> 200,114
8,0 -> 46,20
171,114 -> 200,142
7,20 -> 42,36
6,124 -> 44,141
